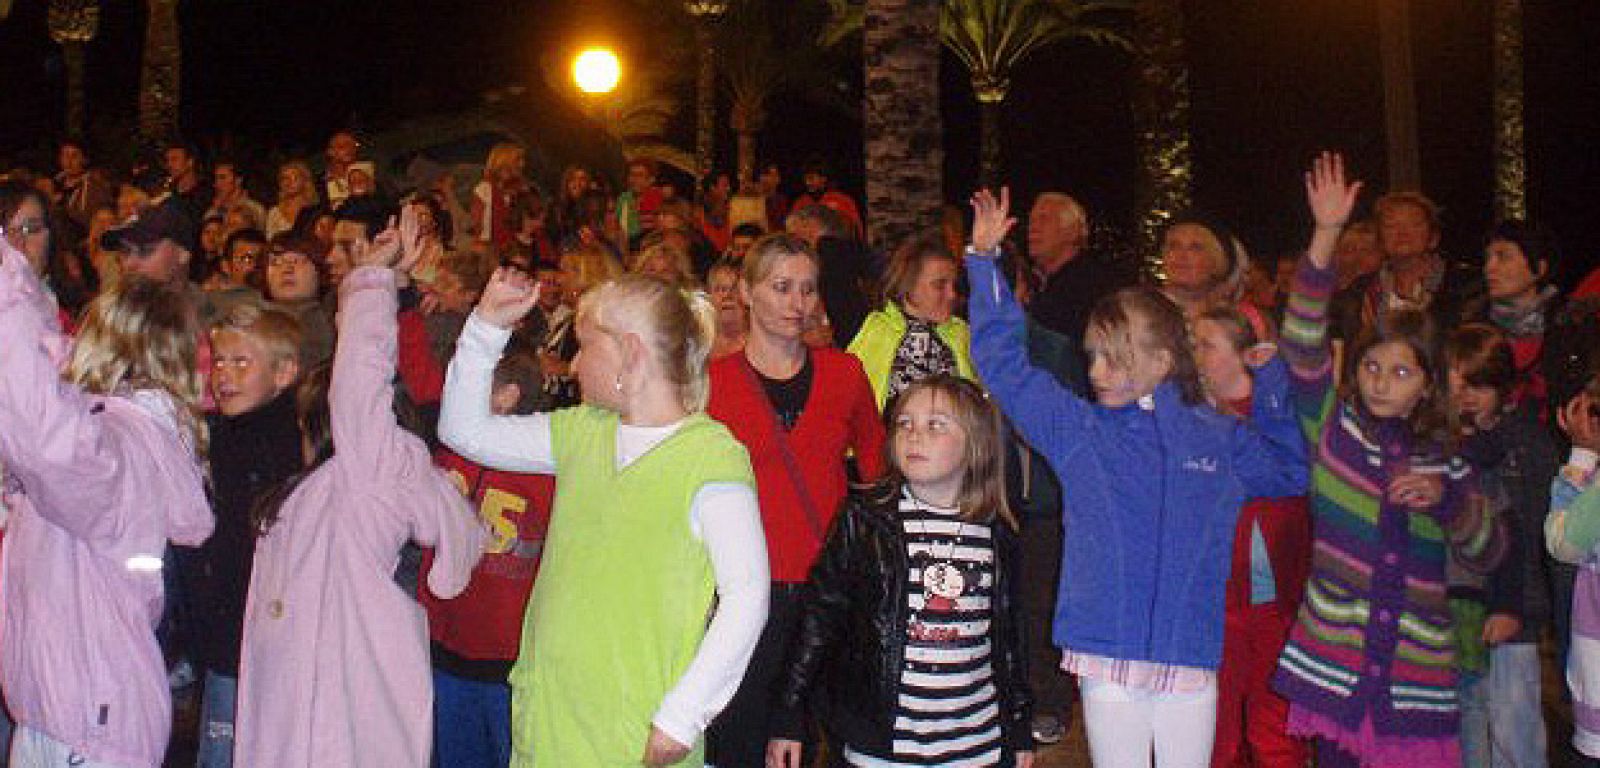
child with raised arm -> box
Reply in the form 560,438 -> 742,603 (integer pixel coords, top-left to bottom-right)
767,375 -> 1035,767
1272,153 -> 1503,768
233,213 -> 487,768
438,270 -> 769,767
964,190 -> 1308,767
0,237 -> 212,767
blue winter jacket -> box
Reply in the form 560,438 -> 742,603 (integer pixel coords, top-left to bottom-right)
966,253 -> 1308,670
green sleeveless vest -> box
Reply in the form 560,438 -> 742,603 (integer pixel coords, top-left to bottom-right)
510,405 -> 755,767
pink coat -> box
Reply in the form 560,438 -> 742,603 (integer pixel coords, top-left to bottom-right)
235,266 -> 485,768
0,246 -> 212,768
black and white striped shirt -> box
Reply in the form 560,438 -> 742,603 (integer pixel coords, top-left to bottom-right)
845,495 -> 1003,766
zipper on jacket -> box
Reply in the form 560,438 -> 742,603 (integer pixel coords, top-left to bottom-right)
1145,404 -> 1168,659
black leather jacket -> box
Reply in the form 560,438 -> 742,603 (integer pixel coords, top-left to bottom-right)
770,489 -> 1035,756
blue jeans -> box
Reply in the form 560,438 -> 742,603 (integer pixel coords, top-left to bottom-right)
1460,643 -> 1549,768
1461,669 -> 1490,768
433,669 -> 511,768
197,671 -> 237,768
1484,642 -> 1547,768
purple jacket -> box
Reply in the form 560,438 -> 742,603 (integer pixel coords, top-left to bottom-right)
0,244 -> 212,767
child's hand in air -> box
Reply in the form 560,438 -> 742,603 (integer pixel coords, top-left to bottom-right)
969,187 -> 1017,254
1303,151 -> 1363,270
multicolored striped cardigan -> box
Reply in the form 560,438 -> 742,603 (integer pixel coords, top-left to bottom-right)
1271,257 -> 1502,740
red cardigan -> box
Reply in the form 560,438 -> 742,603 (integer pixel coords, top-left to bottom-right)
707,348 -> 887,582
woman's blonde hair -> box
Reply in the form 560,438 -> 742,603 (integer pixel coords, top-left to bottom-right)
741,233 -> 819,286
559,245 -> 624,297
875,375 -> 1015,529
65,277 -> 206,454
577,274 -> 718,412
278,160 -> 320,204
483,143 -> 526,184
630,235 -> 696,288
881,230 -> 956,309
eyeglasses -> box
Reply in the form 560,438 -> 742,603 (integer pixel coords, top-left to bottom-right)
268,251 -> 310,267
7,218 -> 49,237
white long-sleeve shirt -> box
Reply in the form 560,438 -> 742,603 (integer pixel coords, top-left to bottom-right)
439,313 -> 769,747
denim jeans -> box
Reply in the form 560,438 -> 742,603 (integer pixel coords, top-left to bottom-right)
1460,643 -> 1549,768
1485,642 -> 1547,768
1461,669 -> 1490,768
433,669 -> 511,768
197,671 -> 238,768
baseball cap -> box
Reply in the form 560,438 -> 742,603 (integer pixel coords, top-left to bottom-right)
101,198 -> 198,254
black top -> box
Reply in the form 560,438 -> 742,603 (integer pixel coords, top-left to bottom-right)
1027,251 -> 1130,344
755,353 -> 815,431
180,389 -> 304,677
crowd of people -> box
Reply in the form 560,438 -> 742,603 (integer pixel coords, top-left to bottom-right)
0,130 -> 1597,768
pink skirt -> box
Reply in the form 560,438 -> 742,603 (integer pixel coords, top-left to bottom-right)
1286,703 -> 1459,768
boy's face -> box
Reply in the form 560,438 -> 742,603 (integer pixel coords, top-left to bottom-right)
211,330 -> 298,417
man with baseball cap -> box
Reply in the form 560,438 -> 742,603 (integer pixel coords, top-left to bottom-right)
104,198 -> 199,287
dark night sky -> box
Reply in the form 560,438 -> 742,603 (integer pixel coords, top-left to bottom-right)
0,0 -> 1595,280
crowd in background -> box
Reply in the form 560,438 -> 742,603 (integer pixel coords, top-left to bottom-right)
0,132 -> 1599,768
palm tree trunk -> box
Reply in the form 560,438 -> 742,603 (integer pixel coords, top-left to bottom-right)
1377,0 -> 1420,191
139,0 -> 181,144
979,98 -> 1003,190
1131,0 -> 1193,257
63,40 -> 87,137
864,0 -> 944,253
696,22 -> 717,199
1492,0 -> 1527,221
49,0 -> 100,139
736,121 -> 758,191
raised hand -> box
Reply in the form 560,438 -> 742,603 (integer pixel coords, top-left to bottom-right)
1305,152 -> 1362,231
969,188 -> 1017,254
1303,151 -> 1363,270
351,216 -> 403,269
475,266 -> 541,330
396,203 -> 424,274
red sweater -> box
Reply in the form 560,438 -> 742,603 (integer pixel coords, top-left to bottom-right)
419,450 -> 555,660
707,349 -> 887,582
397,308 -> 444,406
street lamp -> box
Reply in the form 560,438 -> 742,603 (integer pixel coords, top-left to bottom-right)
573,48 -> 621,95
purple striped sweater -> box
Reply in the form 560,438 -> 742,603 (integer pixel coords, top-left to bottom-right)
1270,257 -> 1502,748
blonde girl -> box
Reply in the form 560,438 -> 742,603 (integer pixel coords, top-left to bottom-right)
440,271 -> 769,766
0,238 -> 212,768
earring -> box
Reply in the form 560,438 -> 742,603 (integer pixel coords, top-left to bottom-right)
613,374 -> 624,394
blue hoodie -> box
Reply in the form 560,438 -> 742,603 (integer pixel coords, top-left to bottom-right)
966,253 -> 1307,670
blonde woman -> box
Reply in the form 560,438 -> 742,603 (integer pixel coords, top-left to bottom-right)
471,143 -> 531,255
265,161 -> 320,240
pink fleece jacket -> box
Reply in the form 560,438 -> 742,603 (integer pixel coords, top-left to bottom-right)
0,244 -> 212,768
234,266 -> 485,768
